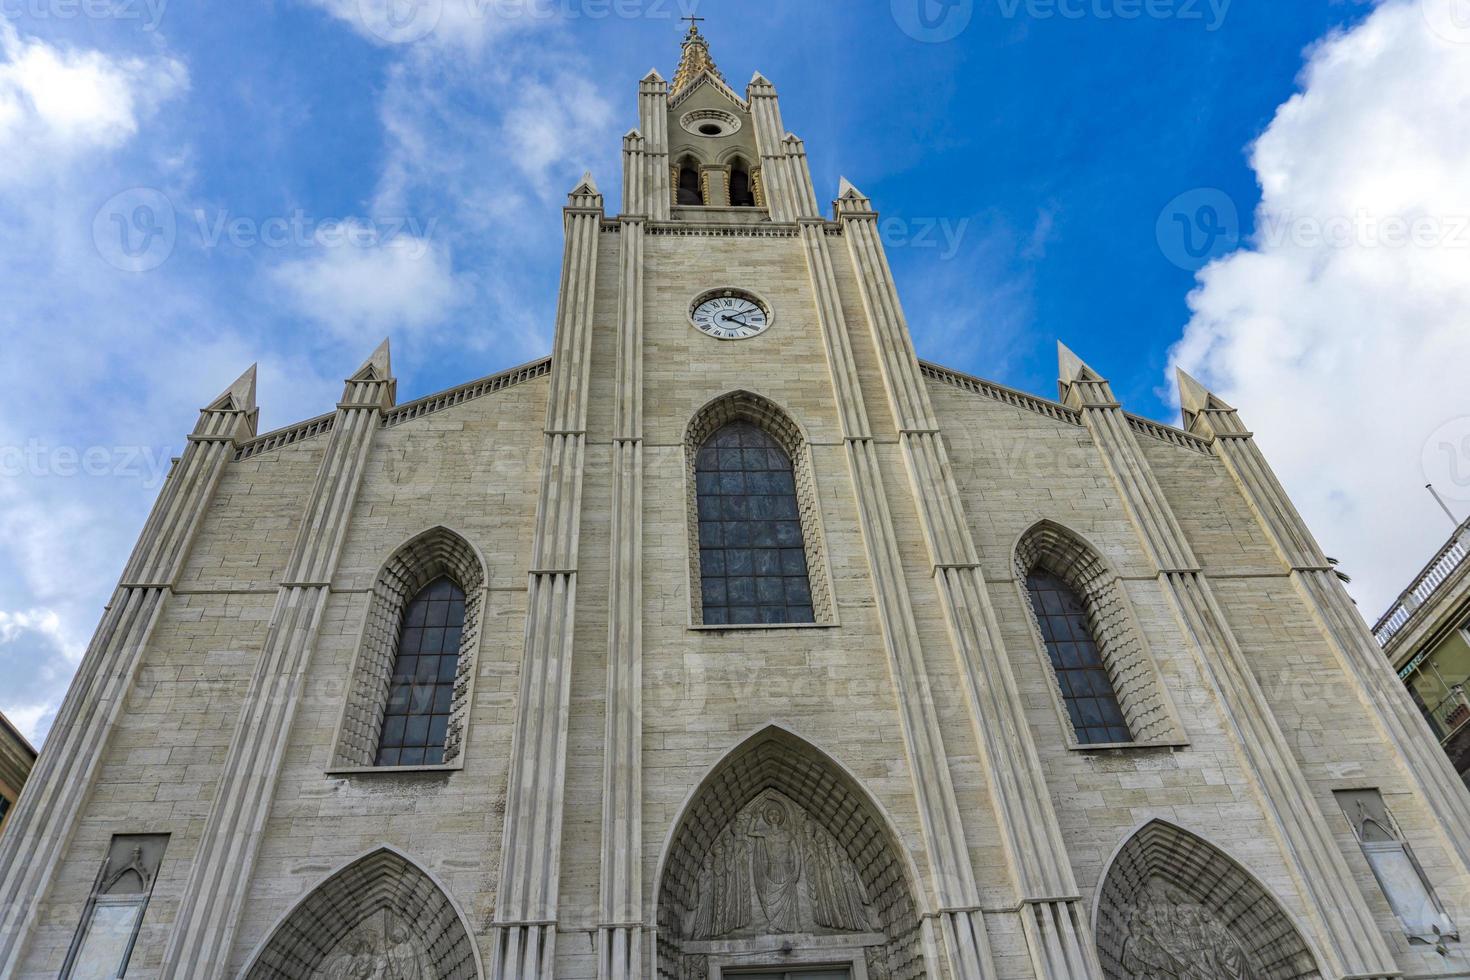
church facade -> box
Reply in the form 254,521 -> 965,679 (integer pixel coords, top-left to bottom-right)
3,26 -> 1470,980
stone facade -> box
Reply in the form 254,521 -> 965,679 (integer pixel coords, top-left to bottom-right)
2,25 -> 1470,980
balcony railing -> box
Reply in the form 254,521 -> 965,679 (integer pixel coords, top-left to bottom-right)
1428,687 -> 1470,744
1375,518 -> 1470,649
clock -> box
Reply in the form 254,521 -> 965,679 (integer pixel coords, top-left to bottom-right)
690,289 -> 772,341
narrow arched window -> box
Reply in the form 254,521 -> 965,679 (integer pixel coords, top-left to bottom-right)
377,577 -> 465,766
678,160 -> 704,206
729,158 -> 755,207
1025,570 -> 1131,745
696,422 -> 813,626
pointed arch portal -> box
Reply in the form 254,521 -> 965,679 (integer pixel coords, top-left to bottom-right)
244,848 -> 481,980
657,727 -> 926,980
1094,821 -> 1321,980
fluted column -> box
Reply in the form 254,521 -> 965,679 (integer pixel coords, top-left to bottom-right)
798,214 -> 996,979
1061,347 -> 1400,980
0,368 -> 258,974
1179,371 -> 1470,875
837,184 -> 1098,978
490,174 -> 604,980
597,194 -> 646,979
160,343 -> 395,979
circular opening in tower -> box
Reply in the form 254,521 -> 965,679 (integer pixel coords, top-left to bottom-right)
680,108 -> 743,139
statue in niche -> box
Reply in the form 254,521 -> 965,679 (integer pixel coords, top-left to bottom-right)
1119,880 -> 1260,980
683,789 -> 879,941
315,911 -> 429,980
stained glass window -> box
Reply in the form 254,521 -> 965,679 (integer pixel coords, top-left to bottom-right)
1026,570 -> 1132,745
376,577 -> 464,766
696,422 -> 814,626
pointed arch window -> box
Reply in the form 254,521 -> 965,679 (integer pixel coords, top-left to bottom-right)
1026,570 -> 1130,745
377,577 -> 464,766
677,158 -> 704,206
696,423 -> 813,625
1016,522 -> 1184,749
729,157 -> 756,207
330,527 -> 487,772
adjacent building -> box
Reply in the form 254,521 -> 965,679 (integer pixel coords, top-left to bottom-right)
1376,517 -> 1470,789
2,24 -> 1470,980
0,712 -> 35,837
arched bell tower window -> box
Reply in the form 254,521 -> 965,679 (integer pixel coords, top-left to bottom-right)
685,392 -> 835,628
377,577 -> 465,766
677,156 -> 704,206
729,156 -> 755,207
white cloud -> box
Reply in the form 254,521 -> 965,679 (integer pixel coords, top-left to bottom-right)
1169,0 -> 1470,616
270,228 -> 468,337
0,20 -> 186,183
0,608 -> 77,743
305,0 -> 529,51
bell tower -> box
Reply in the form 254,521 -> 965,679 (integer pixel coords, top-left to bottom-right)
624,20 -> 818,223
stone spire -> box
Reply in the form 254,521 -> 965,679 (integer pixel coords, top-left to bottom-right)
671,18 -> 725,97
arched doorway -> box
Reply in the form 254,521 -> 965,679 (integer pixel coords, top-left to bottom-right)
244,847 -> 481,980
656,727 -> 927,980
1094,821 -> 1321,980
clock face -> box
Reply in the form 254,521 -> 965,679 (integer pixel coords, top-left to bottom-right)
690,290 -> 771,341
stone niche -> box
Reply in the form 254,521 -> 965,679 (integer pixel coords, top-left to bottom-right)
656,729 -> 927,980
681,789 -> 882,944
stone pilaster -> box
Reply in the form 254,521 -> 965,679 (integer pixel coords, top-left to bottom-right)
0,367 -> 258,973
159,343 -> 394,980
837,183 -> 1099,979
598,193 -> 646,979
798,214 -> 997,979
747,73 -> 816,222
635,70 -> 670,221
1178,370 -> 1470,874
1060,347 -> 1400,980
490,174 -> 604,980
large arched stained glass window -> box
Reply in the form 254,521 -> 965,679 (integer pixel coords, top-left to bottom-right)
1025,570 -> 1132,745
377,577 -> 464,766
696,422 -> 814,626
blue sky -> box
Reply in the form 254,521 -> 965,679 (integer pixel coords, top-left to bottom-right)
5,0 -> 1470,743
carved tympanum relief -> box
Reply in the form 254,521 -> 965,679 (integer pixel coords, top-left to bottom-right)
681,790 -> 880,940
1119,881 -> 1261,980
316,911 -> 430,980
